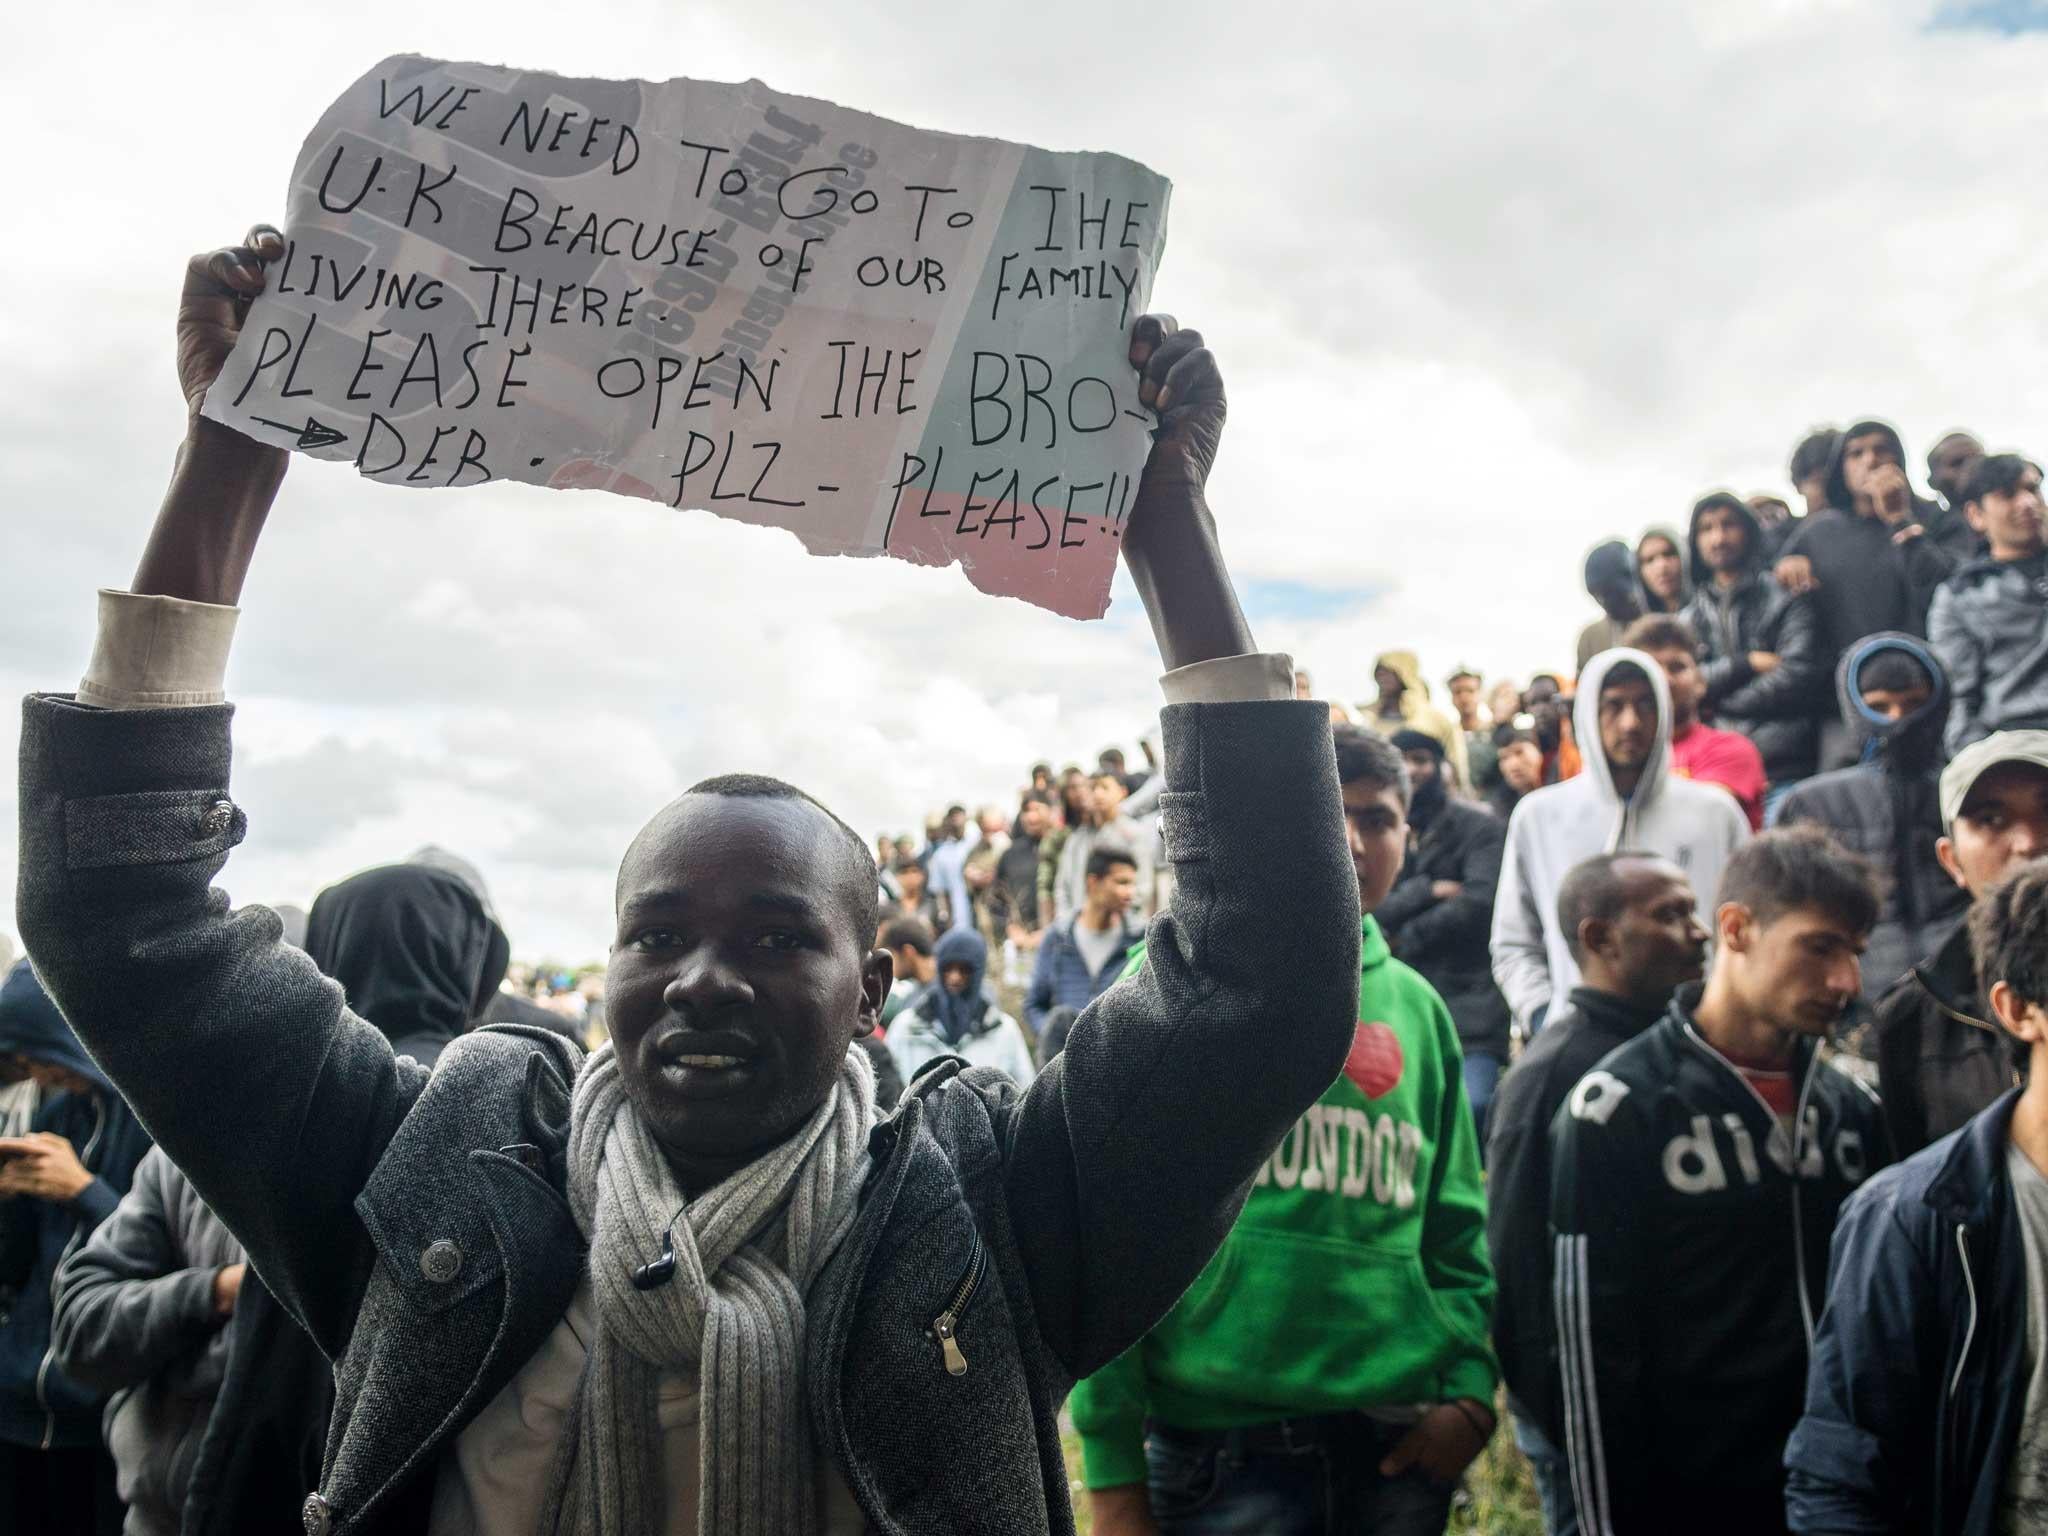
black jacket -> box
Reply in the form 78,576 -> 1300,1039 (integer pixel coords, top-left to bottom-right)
1684,499 -> 1827,783
1549,991 -> 1891,1533
1873,919 -> 2020,1161
1777,635 -> 1967,1007
1785,1090 -> 2028,1534
1376,798 -> 1512,1057
0,960 -> 153,1451
1485,985 -> 1664,1441
15,691 -> 1359,1536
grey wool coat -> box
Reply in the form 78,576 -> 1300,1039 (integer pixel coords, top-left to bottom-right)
15,691 -> 1360,1536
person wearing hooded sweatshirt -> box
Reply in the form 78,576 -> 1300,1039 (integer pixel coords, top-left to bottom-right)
885,928 -> 1037,1089
1490,648 -> 1750,1036
1682,491 -> 1826,807
1928,452 -> 2048,756
1634,526 -> 1690,616
1577,542 -> 1645,673
1075,727 -> 1496,1535
1550,828 -> 1891,1535
0,961 -> 152,1535
1378,729 -> 1513,1146
1778,635 -> 1968,1013
1368,650 -> 1471,792
302,846 -> 513,1069
1776,420 -> 1956,769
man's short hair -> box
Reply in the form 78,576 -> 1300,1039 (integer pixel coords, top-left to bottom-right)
683,772 -> 880,939
1791,427 -> 1841,484
1961,452 -> 2043,508
1090,770 -> 1124,788
1620,615 -> 1700,657
879,916 -> 936,956
1971,856 -> 2048,1014
1084,847 -> 1138,882
1557,851 -> 1665,964
1716,825 -> 1880,937
1447,665 -> 1481,687
1331,724 -> 1411,807
1098,748 -> 1126,768
1020,790 -> 1055,810
1601,659 -> 1651,692
1858,649 -> 1935,697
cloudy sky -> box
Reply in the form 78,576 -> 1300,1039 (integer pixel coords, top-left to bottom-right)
4,0 -> 2045,962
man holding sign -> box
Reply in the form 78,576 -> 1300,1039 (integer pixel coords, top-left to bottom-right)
14,209 -> 1359,1536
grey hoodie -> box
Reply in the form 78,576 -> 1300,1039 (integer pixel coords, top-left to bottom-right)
1489,649 -> 1751,1031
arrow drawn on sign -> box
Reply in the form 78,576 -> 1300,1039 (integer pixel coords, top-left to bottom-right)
249,415 -> 349,451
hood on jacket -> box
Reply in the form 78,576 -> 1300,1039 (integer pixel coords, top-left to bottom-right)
1635,525 -> 1693,613
1373,650 -> 1432,709
1583,540 -> 1642,621
1685,492 -> 1766,591
304,856 -> 511,1058
0,960 -> 110,1094
1823,419 -> 1910,518
927,927 -> 991,1046
1836,631 -> 1949,769
1573,647 -> 1674,811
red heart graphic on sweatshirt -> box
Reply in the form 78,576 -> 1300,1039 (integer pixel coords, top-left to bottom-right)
1343,1022 -> 1404,1100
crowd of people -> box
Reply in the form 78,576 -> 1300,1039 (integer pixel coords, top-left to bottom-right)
2,224 -> 2047,1536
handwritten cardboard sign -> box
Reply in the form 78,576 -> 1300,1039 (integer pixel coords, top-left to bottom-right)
202,55 -> 1172,618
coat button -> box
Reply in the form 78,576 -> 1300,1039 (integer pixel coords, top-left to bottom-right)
199,799 -> 235,837
420,1239 -> 463,1284
302,1492 -> 332,1535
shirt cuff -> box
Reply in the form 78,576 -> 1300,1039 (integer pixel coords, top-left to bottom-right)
1158,653 -> 1294,705
78,590 -> 240,709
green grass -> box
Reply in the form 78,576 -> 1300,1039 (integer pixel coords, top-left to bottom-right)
1062,1398 -> 1544,1534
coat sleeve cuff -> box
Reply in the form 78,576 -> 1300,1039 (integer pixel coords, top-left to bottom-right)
1159,653 -> 1294,705
78,590 -> 240,709
70,1176 -> 120,1228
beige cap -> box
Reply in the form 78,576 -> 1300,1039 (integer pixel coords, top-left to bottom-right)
1940,730 -> 2048,829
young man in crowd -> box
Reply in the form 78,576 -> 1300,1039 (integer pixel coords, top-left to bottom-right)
1790,428 -> 1841,519
1448,666 -> 1500,793
1747,493 -> 1795,547
924,804 -> 978,935
1550,827 -> 1890,1535
885,929 -> 1037,1089
0,963 -> 153,1535
15,231 -> 1364,1535
996,791 -> 1053,936
885,854 -> 946,932
1052,770 -> 1156,923
1492,725 -> 1547,820
1624,615 -> 1768,830
1577,542 -> 1645,672
1492,648 -> 1748,1036
1779,635 -> 1967,1009
1874,731 -> 2048,1157
875,916 -> 936,1030
1074,727 -> 1495,1536
1928,453 -> 2048,755
1683,491 -> 1825,816
1786,853 -> 2048,1533
1488,852 -> 1708,1536
1367,650 -> 1471,790
1026,849 -> 1145,1060
1378,730 -> 1513,1144
1924,429 -> 1987,561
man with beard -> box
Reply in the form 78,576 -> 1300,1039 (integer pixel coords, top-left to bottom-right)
1550,828 -> 1891,1535
1929,453 -> 2048,755
1924,429 -> 1987,563
1378,730 -> 1513,1143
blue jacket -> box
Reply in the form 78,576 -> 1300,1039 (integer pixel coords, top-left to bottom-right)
1025,914 -> 1145,1037
1786,1088 -> 2029,1533
0,961 -> 152,1450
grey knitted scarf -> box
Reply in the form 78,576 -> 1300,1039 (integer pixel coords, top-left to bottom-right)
538,1041 -> 875,1536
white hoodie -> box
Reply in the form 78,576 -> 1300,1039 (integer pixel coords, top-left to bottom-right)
1489,648 -> 1750,1032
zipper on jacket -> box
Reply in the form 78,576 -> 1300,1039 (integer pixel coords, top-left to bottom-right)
1950,1224 -> 1979,1402
930,1232 -> 986,1377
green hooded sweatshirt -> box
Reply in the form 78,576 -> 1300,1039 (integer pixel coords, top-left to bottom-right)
1069,915 -> 1497,1488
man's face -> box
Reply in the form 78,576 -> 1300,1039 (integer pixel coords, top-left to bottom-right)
1939,763 -> 2048,894
1401,748 -> 1440,792
1499,740 -> 1544,793
1600,862 -> 1709,1007
894,836 -> 917,863
1967,465 -> 2046,559
941,961 -> 975,996
0,1054 -> 93,1095
1638,536 -> 1684,604
897,863 -> 926,899
1841,431 -> 1900,501
894,944 -> 936,986
1724,905 -> 1865,1037
1089,774 -> 1127,821
1747,496 -> 1791,530
942,808 -> 968,840
1031,767 -> 1051,791
1294,670 -> 1314,700
1861,684 -> 1933,725
1341,779 -> 1409,915
1597,674 -> 1659,771
1020,800 -> 1051,838
1695,505 -> 1750,575
1797,473 -> 1830,516
1449,676 -> 1480,722
607,794 -> 884,1178
1929,433 -> 1984,506
1590,576 -> 1643,623
1648,646 -> 1702,729
1086,863 -> 1138,919
1374,665 -> 1403,699
978,810 -> 1007,840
